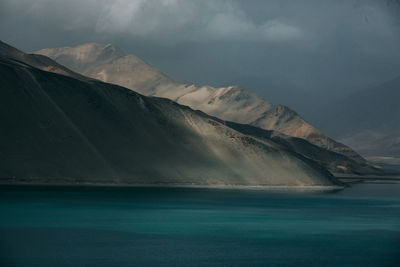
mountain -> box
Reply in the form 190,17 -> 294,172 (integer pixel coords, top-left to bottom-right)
0,41 -> 339,186
0,40 -> 85,81
318,76 -> 400,161
36,43 -> 374,172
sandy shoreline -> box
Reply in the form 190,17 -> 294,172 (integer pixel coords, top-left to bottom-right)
4,173 -> 400,191
0,180 -> 345,192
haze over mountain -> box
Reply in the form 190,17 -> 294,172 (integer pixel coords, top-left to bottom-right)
0,40 -> 344,186
317,76 -> 400,162
36,43 -> 372,168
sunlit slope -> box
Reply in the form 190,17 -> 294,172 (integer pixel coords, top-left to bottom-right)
0,57 -> 337,185
36,43 -> 374,173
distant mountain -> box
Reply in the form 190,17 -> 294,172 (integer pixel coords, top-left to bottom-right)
319,76 -> 400,160
0,41 -> 340,186
36,43 -> 374,171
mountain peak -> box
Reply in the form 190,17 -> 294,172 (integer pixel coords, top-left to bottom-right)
1,41 -> 341,185
34,42 -> 377,173
80,42 -> 126,57
36,42 -> 127,73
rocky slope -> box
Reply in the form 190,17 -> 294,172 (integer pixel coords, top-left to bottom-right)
0,42 -> 339,186
36,43 -> 375,172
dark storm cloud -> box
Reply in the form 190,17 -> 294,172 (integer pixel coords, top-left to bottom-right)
0,0 -> 307,44
1,0 -> 400,117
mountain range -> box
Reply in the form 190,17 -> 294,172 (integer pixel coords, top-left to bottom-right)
36,43 -> 379,174
316,76 -> 400,163
0,40 -> 344,186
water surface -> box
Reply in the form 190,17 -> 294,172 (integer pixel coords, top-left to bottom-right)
380,164 -> 400,171
0,183 -> 399,266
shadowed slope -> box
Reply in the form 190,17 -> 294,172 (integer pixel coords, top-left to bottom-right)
0,55 -> 338,186
0,40 -> 86,81
36,43 -> 374,173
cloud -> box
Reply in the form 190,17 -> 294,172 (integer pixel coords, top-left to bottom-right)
205,13 -> 303,42
1,0 -> 400,117
93,0 -> 305,43
4,0 -> 304,44
94,0 -> 193,38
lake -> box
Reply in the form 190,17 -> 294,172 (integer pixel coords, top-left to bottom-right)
0,182 -> 399,267
381,164 -> 400,171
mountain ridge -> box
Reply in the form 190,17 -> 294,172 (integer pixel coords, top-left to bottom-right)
36,42 -> 375,173
0,41 -> 341,186
0,40 -> 86,81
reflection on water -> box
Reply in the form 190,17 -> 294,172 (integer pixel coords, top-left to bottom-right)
0,183 -> 399,267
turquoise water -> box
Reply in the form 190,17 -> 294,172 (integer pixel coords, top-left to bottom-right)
381,164 -> 400,171
0,183 -> 399,266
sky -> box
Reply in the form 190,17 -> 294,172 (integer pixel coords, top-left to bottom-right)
1,0 -> 400,119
